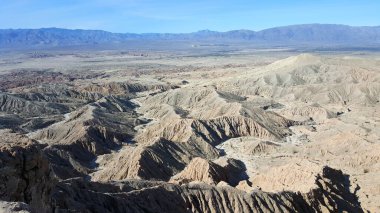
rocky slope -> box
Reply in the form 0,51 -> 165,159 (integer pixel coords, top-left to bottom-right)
0,131 -> 365,212
0,130 -> 53,212
52,166 -> 363,213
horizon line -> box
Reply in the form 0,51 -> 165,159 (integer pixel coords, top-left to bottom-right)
1,23 -> 380,34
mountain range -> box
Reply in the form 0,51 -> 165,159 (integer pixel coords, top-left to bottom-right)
1,24 -> 380,49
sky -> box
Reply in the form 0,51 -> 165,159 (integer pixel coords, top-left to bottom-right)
1,0 -> 379,33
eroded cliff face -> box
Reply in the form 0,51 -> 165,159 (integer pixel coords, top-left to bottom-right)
50,166 -> 363,213
169,157 -> 246,186
0,107 -> 365,213
0,130 -> 54,212
0,134 -> 364,213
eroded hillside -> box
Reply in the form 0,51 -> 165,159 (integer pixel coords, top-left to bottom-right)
0,50 -> 379,212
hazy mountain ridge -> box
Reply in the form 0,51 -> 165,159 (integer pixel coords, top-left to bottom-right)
1,24 -> 380,48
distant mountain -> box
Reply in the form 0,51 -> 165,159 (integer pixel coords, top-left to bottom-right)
1,24 -> 380,49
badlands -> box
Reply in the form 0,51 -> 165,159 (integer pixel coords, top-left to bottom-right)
0,49 -> 379,212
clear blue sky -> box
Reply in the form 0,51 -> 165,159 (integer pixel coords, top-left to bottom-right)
1,0 -> 379,33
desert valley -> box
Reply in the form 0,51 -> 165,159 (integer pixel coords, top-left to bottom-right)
0,40 -> 379,212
